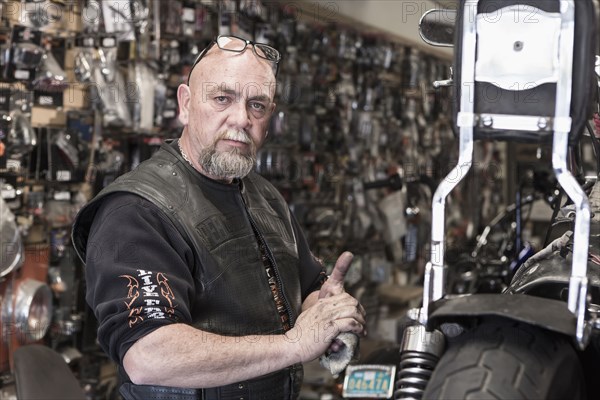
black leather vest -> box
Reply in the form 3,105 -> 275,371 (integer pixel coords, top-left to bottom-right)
73,141 -> 303,398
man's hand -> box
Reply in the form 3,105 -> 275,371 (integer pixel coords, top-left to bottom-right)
312,251 -> 366,354
286,292 -> 366,363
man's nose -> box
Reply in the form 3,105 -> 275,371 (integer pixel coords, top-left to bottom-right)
229,101 -> 251,129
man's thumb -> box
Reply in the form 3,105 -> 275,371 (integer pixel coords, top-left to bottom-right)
328,251 -> 354,285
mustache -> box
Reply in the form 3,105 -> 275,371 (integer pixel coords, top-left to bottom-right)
218,130 -> 251,144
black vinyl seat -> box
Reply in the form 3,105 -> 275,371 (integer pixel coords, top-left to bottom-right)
13,344 -> 86,400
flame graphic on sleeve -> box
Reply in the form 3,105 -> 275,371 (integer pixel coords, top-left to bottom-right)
120,275 -> 143,327
157,272 -> 176,308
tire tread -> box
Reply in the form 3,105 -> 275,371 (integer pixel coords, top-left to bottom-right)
422,320 -> 583,400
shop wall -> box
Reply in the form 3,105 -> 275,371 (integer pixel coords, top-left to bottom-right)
293,0 -> 454,58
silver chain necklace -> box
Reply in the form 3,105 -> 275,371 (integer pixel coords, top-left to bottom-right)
178,140 -> 193,166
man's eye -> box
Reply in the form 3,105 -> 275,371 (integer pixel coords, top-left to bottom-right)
215,96 -> 230,104
249,102 -> 266,111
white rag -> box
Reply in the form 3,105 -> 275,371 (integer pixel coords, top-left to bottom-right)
319,332 -> 360,376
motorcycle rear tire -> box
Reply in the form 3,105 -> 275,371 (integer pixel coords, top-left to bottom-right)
422,319 -> 585,400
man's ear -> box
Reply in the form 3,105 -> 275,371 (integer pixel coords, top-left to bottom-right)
266,102 -> 276,139
177,84 -> 191,125
268,101 -> 276,117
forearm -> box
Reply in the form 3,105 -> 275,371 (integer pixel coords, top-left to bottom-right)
123,323 -> 302,388
124,291 -> 366,388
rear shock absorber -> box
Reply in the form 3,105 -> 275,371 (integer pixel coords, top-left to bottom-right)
394,325 -> 445,399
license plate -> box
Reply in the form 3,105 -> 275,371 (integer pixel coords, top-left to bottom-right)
342,364 -> 396,398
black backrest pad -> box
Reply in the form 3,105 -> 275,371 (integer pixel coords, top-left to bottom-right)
452,0 -> 598,143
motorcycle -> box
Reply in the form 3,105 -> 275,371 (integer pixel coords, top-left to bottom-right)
342,0 -> 600,399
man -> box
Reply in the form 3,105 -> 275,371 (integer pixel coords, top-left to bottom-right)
72,35 -> 366,399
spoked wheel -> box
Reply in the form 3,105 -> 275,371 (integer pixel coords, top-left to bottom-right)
422,319 -> 585,400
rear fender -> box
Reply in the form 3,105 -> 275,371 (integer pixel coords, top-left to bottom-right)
427,294 -> 576,338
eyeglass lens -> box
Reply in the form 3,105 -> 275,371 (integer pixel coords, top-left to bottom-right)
216,36 -> 279,62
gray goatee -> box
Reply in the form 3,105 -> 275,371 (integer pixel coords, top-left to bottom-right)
198,131 -> 257,180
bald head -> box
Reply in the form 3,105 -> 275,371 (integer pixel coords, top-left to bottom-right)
188,45 -> 277,94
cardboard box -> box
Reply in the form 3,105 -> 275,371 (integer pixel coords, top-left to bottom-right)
31,106 -> 66,127
64,48 -> 77,70
62,0 -> 83,33
63,84 -> 89,109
